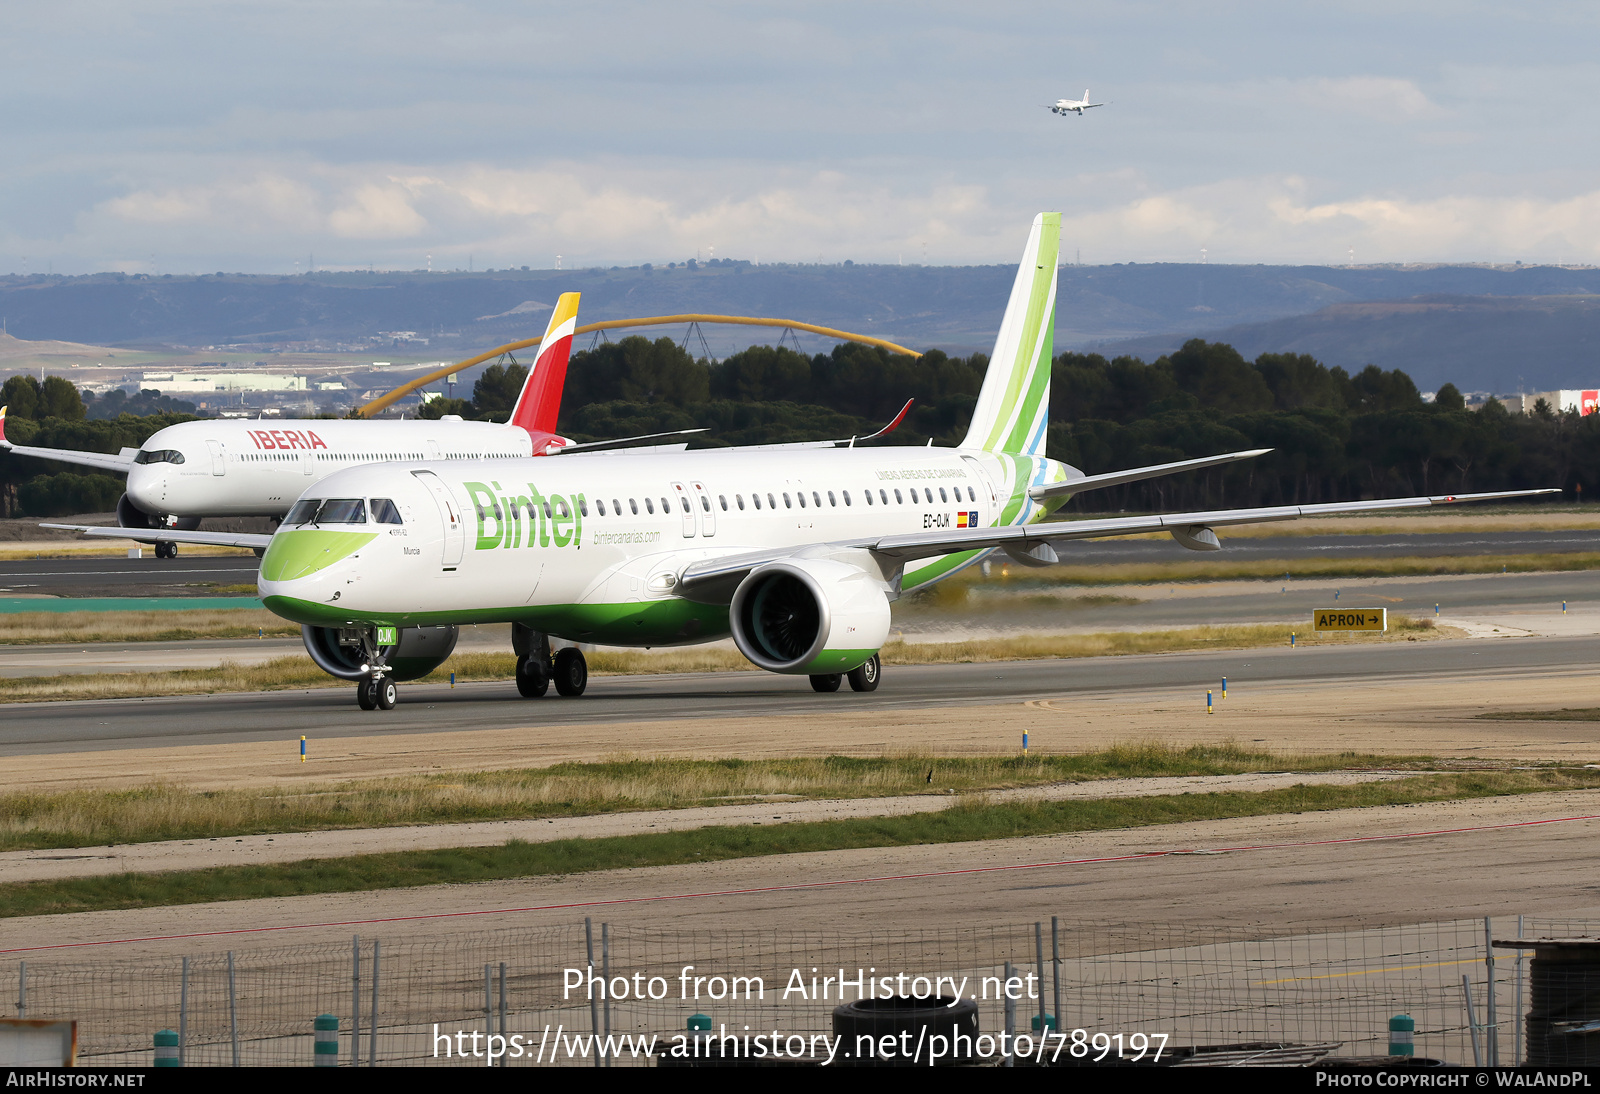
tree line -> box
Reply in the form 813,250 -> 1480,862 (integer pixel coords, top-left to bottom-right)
3,336 -> 1588,517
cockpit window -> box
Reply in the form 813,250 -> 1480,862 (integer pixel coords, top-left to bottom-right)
134,449 -> 185,465
286,498 -> 367,525
371,498 -> 402,525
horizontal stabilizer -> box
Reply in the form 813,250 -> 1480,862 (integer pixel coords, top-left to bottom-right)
1030,448 -> 1272,501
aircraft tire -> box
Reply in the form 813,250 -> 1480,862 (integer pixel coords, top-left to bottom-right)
376,678 -> 397,710
516,655 -> 550,698
809,673 -> 842,693
847,654 -> 881,693
357,679 -> 378,710
553,647 -> 588,697
155,541 -> 176,560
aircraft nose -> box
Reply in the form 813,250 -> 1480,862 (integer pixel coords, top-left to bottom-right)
125,465 -> 164,510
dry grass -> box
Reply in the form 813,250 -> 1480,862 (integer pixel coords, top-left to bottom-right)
953,552 -> 1600,587
0,742 -> 1410,850
0,617 -> 1445,704
0,544 -> 254,560
0,608 -> 296,645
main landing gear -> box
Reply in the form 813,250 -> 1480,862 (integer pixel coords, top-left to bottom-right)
810,653 -> 881,694
513,625 -> 587,699
154,541 -> 178,559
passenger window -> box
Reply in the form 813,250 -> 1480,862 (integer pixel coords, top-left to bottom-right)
797,492 -> 806,508
613,499 -> 621,514
828,491 -> 836,506
578,498 -> 589,517
864,489 -> 873,505
812,491 -> 821,507
645,497 -> 654,514
968,486 -> 977,502
597,499 -> 607,516
750,494 -> 759,510
680,497 -> 692,514
736,495 -> 744,510
894,489 -> 903,504
720,495 -> 729,511
767,493 -> 776,509
543,501 -> 553,519
701,496 -> 711,512
371,498 -> 403,524
843,490 -> 851,506
556,498 -> 571,518
784,493 -> 792,508
661,497 -> 670,514
940,487 -> 948,503
880,489 -> 889,505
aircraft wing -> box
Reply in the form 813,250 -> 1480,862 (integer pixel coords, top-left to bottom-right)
0,409 -> 136,473
1031,448 -> 1271,500
708,399 -> 916,452
675,489 -> 1557,602
39,524 -> 274,550
553,428 -> 707,454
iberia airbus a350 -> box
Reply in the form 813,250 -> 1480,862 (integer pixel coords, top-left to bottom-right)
5,295 -> 694,557
51,214 -> 1554,709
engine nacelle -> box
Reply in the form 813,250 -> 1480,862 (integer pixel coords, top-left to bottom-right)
116,493 -> 200,531
302,624 -> 459,682
729,559 -> 891,675
116,493 -> 158,529
1170,525 -> 1221,552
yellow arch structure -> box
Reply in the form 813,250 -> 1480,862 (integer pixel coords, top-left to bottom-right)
357,314 -> 921,418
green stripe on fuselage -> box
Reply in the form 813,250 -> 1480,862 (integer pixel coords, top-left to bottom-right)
263,595 -> 729,647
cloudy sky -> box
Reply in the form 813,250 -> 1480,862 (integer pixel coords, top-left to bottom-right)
4,1 -> 1597,274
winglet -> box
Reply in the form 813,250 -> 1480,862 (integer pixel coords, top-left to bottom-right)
858,398 -> 914,443
509,292 -> 580,436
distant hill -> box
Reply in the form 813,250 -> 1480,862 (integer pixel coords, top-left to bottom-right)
1100,294 -> 1600,393
4,261 -> 1600,390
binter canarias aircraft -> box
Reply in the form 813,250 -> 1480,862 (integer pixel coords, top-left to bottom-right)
3,296 -> 693,557
51,214 -> 1554,709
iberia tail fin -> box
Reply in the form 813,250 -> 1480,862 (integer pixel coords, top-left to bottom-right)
509,292 -> 580,436
960,213 -> 1059,456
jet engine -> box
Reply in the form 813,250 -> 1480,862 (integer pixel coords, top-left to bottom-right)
116,493 -> 200,531
302,625 -> 459,681
729,559 -> 890,675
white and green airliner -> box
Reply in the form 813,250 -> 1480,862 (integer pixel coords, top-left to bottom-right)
52,214 -> 1554,709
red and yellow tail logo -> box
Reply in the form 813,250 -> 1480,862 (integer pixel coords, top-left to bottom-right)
510,292 -> 580,437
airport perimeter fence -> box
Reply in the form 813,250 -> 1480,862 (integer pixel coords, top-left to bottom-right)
6,915 -> 1583,1067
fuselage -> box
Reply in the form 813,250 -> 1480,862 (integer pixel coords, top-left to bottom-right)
257,446 -> 1071,647
126,417 -> 537,518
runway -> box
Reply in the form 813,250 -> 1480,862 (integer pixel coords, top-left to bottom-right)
5,633 -> 1600,757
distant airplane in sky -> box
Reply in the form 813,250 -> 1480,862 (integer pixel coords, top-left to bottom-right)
1048,90 -> 1105,116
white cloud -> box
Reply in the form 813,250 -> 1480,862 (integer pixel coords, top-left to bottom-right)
1295,76 -> 1444,121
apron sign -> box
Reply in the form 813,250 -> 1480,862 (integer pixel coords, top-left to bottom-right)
1313,608 -> 1387,632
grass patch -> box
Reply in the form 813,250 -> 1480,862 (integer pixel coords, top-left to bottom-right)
0,608 -> 298,646
4,769 -> 1595,919
1477,708 -> 1600,722
952,552 -> 1600,587
0,743 -> 1407,851
0,618 -> 1444,703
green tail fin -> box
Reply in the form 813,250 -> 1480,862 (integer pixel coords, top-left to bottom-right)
960,212 -> 1059,455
